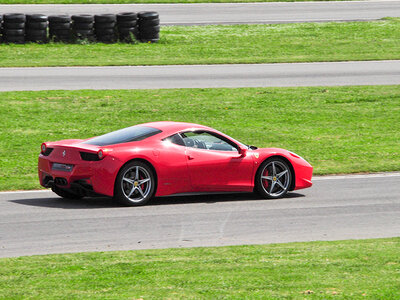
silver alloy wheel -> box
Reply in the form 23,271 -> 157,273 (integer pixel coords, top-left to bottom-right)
121,165 -> 152,203
260,160 -> 291,197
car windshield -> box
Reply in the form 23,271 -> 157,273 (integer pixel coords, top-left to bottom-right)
219,132 -> 251,150
82,126 -> 162,146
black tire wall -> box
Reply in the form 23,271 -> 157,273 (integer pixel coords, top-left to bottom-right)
1,11 -> 159,44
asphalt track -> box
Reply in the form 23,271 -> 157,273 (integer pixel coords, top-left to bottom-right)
0,173 -> 399,258
1,60 -> 399,91
0,1 -> 400,25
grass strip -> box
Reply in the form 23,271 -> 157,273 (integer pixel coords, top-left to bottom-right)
0,0 -> 357,4
0,19 -> 400,67
0,85 -> 399,190
0,238 -> 399,299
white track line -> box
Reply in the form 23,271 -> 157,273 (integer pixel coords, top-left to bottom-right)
313,172 -> 400,181
0,190 -> 52,195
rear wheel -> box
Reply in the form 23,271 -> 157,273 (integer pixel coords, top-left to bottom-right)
52,186 -> 83,199
114,161 -> 155,206
256,157 -> 292,199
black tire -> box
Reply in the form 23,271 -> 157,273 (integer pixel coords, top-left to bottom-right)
72,22 -> 94,30
4,36 -> 25,43
72,14 -> 94,23
26,32 -> 47,38
3,29 -> 25,36
140,25 -> 160,34
49,22 -> 70,30
95,28 -> 115,35
26,32 -> 47,37
51,35 -> 71,42
255,157 -> 292,199
26,21 -> 48,29
27,36 -> 48,43
74,29 -> 94,35
114,161 -> 156,206
3,22 -> 25,29
138,18 -> 160,27
50,29 -> 71,36
95,14 -> 116,23
26,14 -> 48,22
94,22 -> 116,30
117,12 -> 138,22
117,20 -> 137,28
97,36 -> 117,43
118,27 -> 137,35
52,186 -> 84,200
48,15 -> 71,23
73,32 -> 95,42
138,11 -> 159,20
3,13 -> 26,23
26,29 -> 46,36
119,30 -> 138,42
97,34 -> 116,39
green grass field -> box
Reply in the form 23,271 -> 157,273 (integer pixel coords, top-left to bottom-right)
0,19 -> 400,67
0,85 -> 399,191
0,238 -> 399,299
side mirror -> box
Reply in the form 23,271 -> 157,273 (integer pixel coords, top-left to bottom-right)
238,147 -> 247,157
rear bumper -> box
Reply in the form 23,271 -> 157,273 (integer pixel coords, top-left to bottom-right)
38,155 -> 122,197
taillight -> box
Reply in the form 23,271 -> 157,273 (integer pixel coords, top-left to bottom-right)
41,143 -> 47,154
80,149 -> 108,161
97,149 -> 104,160
40,143 -> 54,156
41,143 -> 54,156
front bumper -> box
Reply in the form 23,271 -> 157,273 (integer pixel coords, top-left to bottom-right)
293,159 -> 313,190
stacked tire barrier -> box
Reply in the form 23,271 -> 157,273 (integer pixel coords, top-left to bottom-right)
72,14 -> 95,42
95,14 -> 117,43
117,12 -> 138,43
3,13 -> 26,44
138,12 -> 160,43
26,14 -> 48,43
0,15 -> 2,43
49,15 -> 71,43
0,11 -> 159,44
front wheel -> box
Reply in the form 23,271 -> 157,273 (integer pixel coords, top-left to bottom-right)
256,157 -> 292,199
114,161 -> 156,206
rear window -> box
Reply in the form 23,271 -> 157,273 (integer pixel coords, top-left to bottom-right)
82,126 -> 162,146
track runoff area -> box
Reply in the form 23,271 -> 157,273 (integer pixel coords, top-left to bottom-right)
1,172 -> 400,258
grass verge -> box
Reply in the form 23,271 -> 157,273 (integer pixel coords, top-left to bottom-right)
0,19 -> 400,67
0,238 -> 399,299
0,85 -> 399,190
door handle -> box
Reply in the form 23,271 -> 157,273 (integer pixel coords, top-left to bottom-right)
188,155 -> 194,160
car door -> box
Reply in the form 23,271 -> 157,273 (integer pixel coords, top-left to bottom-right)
157,134 -> 192,195
182,131 -> 254,192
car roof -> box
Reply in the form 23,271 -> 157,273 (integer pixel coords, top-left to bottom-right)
141,121 -> 213,134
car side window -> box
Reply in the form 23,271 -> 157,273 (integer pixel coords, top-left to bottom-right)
181,131 -> 237,152
163,133 -> 185,146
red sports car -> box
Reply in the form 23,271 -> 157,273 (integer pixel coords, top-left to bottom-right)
38,121 -> 312,206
